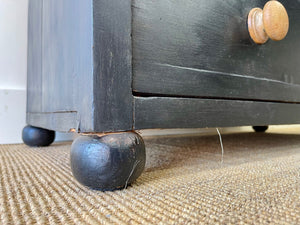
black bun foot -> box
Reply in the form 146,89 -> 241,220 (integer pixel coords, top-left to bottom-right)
252,126 -> 269,133
22,125 -> 55,147
70,132 -> 146,191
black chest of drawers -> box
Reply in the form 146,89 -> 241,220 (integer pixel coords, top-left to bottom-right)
23,0 -> 300,191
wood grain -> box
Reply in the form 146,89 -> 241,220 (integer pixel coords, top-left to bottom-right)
41,0 -> 94,130
263,1 -> 289,41
27,0 -> 43,113
27,0 -> 133,133
248,1 -> 289,44
92,0 -> 133,132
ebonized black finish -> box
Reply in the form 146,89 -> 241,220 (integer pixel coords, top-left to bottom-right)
132,0 -> 300,102
70,132 -> 146,191
253,126 -> 269,133
27,112 -> 78,132
133,64 -> 300,103
27,0 -> 133,133
27,0 -> 300,133
22,125 -> 55,147
133,97 -> 300,130
93,0 -> 133,132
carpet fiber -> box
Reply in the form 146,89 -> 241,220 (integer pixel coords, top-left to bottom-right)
0,131 -> 300,224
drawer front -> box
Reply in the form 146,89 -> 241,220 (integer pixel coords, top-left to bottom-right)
132,0 -> 300,102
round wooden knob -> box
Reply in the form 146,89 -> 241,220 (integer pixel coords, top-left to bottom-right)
248,1 -> 289,44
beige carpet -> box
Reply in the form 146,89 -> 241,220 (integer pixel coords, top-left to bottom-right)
0,130 -> 300,224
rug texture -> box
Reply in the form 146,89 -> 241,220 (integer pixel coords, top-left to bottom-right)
0,131 -> 299,224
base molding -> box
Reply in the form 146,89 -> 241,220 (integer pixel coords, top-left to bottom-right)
0,89 -> 26,144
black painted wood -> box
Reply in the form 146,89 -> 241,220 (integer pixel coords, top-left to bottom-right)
42,0 -> 93,115
27,0 -> 94,130
133,97 -> 300,130
26,0 -> 133,133
27,0 -> 42,113
27,0 -> 300,135
93,0 -> 133,132
27,112 -> 78,132
70,132 -> 146,191
253,126 -> 269,133
133,64 -> 300,103
22,125 -> 55,147
132,0 -> 300,101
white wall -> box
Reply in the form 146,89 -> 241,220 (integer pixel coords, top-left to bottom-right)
0,0 -> 28,144
0,0 -> 28,90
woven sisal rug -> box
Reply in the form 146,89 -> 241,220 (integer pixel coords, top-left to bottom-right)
0,131 -> 299,224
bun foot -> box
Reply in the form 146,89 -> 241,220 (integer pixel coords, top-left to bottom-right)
70,132 -> 146,191
252,126 -> 269,133
22,125 -> 55,147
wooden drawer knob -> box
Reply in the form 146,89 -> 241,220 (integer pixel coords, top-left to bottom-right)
248,1 -> 289,44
